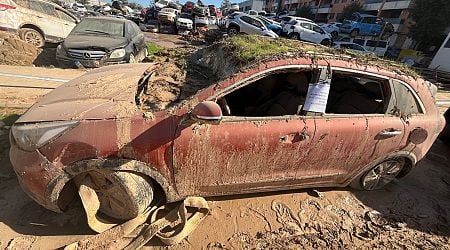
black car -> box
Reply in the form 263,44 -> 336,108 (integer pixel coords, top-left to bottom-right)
56,16 -> 147,68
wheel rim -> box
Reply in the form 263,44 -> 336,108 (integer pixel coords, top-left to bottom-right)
229,28 -> 237,35
86,170 -> 137,219
362,160 -> 403,190
24,31 -> 42,47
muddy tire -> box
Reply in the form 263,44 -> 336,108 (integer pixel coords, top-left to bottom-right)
19,28 -> 44,48
289,32 -> 300,40
350,158 -> 405,191
227,26 -> 239,36
320,39 -> 331,46
350,29 -> 359,37
83,169 -> 153,220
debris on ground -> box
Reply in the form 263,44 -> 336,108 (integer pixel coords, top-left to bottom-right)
0,31 -> 57,67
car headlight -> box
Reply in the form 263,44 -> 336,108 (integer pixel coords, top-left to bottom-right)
109,48 -> 126,59
11,120 -> 79,152
56,44 -> 66,56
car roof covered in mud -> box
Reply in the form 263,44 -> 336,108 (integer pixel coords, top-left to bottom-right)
136,35 -> 420,112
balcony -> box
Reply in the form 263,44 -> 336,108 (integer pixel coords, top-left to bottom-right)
363,0 -> 411,11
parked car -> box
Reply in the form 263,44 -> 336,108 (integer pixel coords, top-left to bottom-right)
0,0 -> 79,47
333,41 -> 374,55
339,12 -> 383,37
158,7 -> 179,23
279,16 -> 313,35
440,108 -> 450,144
337,37 -> 389,57
70,2 -> 87,12
182,1 -> 195,13
194,16 -> 209,27
256,16 -> 282,35
177,12 -> 193,30
321,22 -> 342,37
10,37 -> 444,221
264,12 -> 276,20
207,16 -> 217,25
226,12 -> 278,38
286,20 -> 332,45
247,10 -> 258,16
154,0 -> 174,11
56,17 -> 147,68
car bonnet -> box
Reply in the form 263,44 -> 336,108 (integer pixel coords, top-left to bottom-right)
17,63 -> 153,123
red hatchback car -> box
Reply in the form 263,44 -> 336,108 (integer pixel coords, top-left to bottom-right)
9,37 -> 445,220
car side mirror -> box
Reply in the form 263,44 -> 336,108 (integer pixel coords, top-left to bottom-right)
191,101 -> 222,123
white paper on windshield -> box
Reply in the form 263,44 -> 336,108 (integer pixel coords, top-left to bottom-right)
303,81 -> 330,113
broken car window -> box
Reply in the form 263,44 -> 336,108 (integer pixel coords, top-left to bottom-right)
325,72 -> 389,115
391,80 -> 422,115
218,71 -> 314,117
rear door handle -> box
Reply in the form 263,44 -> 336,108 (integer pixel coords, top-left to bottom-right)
378,129 -> 402,138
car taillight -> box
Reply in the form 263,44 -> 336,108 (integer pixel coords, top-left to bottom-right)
0,3 -> 16,10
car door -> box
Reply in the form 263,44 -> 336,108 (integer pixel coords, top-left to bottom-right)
240,15 -> 264,35
313,68 -> 405,183
311,24 -> 326,43
54,7 -> 77,38
172,67 -> 328,197
299,22 -> 314,42
28,0 -> 64,39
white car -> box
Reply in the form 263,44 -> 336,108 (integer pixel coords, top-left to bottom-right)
207,16 -> 217,25
226,12 -> 278,38
286,20 -> 332,45
333,42 -> 374,55
195,16 -> 209,27
158,8 -> 179,23
155,0 -> 174,10
0,0 -> 79,47
177,13 -> 193,30
71,2 -> 87,12
321,22 -> 342,37
279,16 -> 313,34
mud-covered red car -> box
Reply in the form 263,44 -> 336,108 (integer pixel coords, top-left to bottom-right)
9,36 -> 446,220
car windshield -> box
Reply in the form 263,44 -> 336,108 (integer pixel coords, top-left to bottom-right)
71,19 -> 125,37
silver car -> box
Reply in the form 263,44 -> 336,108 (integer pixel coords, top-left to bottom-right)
226,12 -> 278,38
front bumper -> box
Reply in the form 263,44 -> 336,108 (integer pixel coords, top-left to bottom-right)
56,56 -> 127,68
9,137 -> 65,212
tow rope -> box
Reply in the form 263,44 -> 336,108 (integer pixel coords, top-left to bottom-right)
65,177 -> 209,249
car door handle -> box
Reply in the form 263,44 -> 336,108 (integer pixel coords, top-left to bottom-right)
377,129 -> 402,138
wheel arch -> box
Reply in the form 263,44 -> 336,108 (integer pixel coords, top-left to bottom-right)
46,158 -> 179,212
344,151 -> 417,186
228,23 -> 240,31
19,23 -> 46,39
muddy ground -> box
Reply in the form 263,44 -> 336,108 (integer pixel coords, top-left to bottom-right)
0,65 -> 449,248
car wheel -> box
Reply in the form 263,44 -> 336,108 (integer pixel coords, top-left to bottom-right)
350,29 -> 359,37
81,169 -> 153,220
320,39 -> 331,46
227,26 -> 239,36
351,158 -> 405,190
129,53 -> 136,63
19,28 -> 44,48
289,32 -> 300,40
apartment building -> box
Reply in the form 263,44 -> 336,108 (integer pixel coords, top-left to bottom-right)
239,0 -> 266,12
263,0 -> 413,49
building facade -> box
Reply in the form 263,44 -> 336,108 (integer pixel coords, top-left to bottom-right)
263,0 -> 414,49
239,0 -> 266,12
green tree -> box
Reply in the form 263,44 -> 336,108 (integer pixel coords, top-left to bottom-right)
409,0 -> 450,49
338,2 -> 363,22
295,6 -> 314,20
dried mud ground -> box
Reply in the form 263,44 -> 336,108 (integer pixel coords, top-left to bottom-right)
0,67 -> 449,249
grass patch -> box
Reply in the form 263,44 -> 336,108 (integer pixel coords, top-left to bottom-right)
147,42 -> 162,55
230,35 -> 293,62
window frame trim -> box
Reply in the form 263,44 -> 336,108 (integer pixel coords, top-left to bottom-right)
390,78 -> 426,115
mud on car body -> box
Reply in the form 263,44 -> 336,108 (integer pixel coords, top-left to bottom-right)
10,36 -> 445,220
